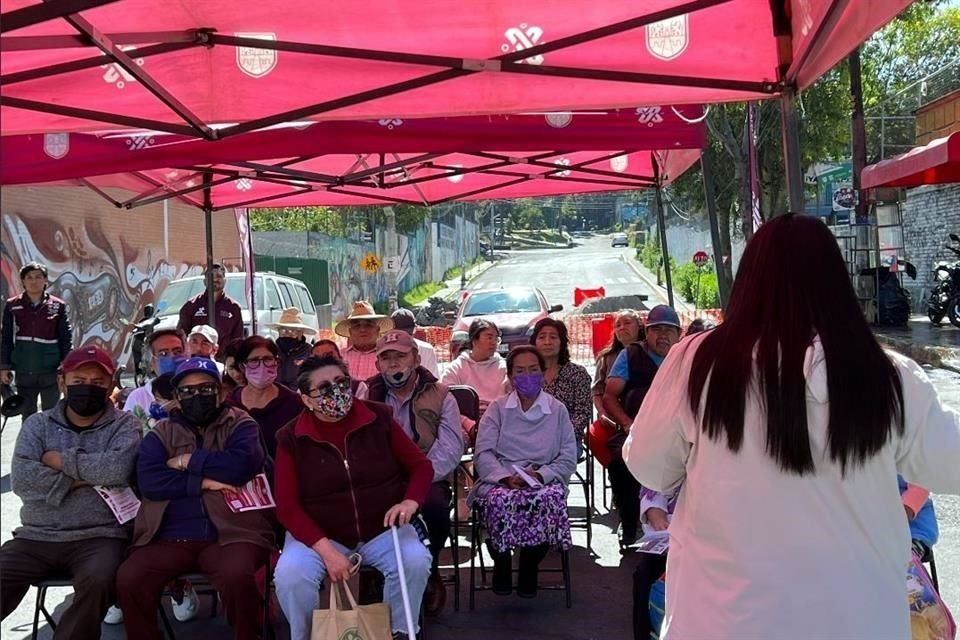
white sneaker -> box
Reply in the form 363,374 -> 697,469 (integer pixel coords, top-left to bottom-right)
171,587 -> 199,622
103,605 -> 124,624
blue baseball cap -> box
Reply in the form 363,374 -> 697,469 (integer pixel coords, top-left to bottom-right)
646,305 -> 681,329
171,356 -> 222,387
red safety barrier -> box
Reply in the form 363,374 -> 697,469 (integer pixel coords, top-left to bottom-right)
573,287 -> 606,308
420,326 -> 454,364
591,315 -> 616,358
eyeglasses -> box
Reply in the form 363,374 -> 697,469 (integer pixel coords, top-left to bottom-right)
245,356 -> 278,369
155,347 -> 185,358
306,377 -> 351,399
176,383 -> 219,398
278,328 -> 302,337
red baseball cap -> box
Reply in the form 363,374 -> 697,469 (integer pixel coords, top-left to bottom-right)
60,346 -> 116,377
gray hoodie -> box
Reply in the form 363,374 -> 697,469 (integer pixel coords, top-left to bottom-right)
11,400 -> 141,542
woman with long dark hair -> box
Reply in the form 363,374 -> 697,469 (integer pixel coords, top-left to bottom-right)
531,317 -> 592,452
624,214 -> 960,639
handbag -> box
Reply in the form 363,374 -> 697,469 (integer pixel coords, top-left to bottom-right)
311,579 -> 391,640
908,552 -> 956,640
588,417 -> 619,467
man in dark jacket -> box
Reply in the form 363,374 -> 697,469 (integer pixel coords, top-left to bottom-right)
270,307 -> 314,389
1,346 -> 141,640
1,262 -> 73,418
601,305 -> 682,547
176,264 -> 243,358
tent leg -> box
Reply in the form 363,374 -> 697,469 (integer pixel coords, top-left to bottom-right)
780,86 -> 804,214
651,157 -> 675,308
700,144 -> 730,309
203,173 -> 217,327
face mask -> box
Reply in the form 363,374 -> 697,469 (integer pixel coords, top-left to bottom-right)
179,395 -> 221,426
245,366 -> 278,389
513,373 -> 544,398
66,384 -> 109,417
156,356 -> 180,376
311,380 -> 354,420
382,367 -> 415,390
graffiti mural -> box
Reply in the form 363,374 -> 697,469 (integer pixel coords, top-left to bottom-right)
323,236 -> 390,322
1,211 -> 207,365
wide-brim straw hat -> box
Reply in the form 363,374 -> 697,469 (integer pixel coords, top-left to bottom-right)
334,300 -> 394,338
271,307 -> 316,333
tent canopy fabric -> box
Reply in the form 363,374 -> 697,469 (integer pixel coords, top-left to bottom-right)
1,0 -> 914,137
0,108 -> 706,185
860,132 -> 960,189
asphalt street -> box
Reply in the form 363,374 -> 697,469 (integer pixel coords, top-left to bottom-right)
2,234 -> 959,639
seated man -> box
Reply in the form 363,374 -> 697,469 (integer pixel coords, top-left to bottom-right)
123,328 -> 187,424
335,301 -> 393,382
116,357 -> 274,640
365,330 -> 464,615
187,324 -> 225,373
1,346 -> 141,640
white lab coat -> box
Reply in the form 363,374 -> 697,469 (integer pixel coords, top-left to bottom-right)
624,334 -> 960,640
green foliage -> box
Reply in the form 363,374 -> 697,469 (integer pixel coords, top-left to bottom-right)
673,263 -> 720,309
640,233 -> 661,272
400,281 -> 443,308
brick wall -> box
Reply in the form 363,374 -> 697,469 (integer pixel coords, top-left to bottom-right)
901,183 -> 960,310
1,185 -> 241,359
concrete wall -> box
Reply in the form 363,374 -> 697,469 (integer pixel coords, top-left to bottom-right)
902,183 -> 960,309
659,221 -> 746,274
1,185 -> 242,362
431,216 -> 480,283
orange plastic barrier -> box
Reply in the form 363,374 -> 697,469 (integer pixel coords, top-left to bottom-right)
573,287 -> 606,308
591,315 -> 616,358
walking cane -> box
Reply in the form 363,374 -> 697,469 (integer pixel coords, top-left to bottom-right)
390,525 -> 418,639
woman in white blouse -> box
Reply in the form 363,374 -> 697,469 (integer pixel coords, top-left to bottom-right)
624,214 -> 960,640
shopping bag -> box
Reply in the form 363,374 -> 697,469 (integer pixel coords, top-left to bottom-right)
311,579 -> 391,640
908,553 -> 956,640
648,573 -> 666,640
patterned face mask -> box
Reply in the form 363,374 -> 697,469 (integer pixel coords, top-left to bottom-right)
309,378 -> 354,420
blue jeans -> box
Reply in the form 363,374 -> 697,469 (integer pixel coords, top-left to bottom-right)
275,527 -> 431,639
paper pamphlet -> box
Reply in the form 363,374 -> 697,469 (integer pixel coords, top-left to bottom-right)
222,473 -> 276,513
512,464 -> 543,488
637,529 -> 670,555
94,485 -> 141,524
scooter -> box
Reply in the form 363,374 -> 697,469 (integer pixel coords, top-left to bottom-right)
122,304 -> 160,387
926,233 -> 960,328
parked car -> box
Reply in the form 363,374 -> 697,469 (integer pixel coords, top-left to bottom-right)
153,272 -> 319,339
611,232 -> 629,247
449,287 -> 563,356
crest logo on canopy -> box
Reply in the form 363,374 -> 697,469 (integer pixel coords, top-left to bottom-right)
545,112 -> 573,128
646,16 -> 689,61
446,164 -> 465,183
553,158 -> 571,177
236,33 -> 278,78
100,47 -> 144,89
43,133 -> 69,160
502,24 -> 545,65
610,155 -> 629,173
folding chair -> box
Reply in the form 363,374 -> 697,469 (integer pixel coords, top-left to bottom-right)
921,546 -> 940,593
448,384 -> 482,612
30,576 -> 71,640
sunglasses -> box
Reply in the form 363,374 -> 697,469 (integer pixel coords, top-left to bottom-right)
176,383 -> 219,398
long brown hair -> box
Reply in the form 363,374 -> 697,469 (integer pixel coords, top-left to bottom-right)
688,214 -> 904,475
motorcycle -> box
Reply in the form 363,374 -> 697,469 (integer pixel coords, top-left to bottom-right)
121,304 -> 161,387
926,233 -> 960,328
414,296 -> 458,328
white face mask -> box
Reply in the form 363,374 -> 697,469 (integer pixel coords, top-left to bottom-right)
382,367 -> 415,389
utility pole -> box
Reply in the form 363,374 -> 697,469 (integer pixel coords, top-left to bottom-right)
849,46 -> 869,225
384,206 -> 398,312
700,143 -> 731,309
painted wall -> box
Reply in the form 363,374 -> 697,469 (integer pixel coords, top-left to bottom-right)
431,216 -> 481,281
1,186 -> 242,364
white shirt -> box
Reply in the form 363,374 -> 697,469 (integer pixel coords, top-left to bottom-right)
122,381 -> 153,418
439,352 -> 508,407
414,338 -> 439,377
624,335 -> 960,640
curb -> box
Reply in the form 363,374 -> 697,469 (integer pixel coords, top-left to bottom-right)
620,253 -> 696,315
874,334 -> 960,374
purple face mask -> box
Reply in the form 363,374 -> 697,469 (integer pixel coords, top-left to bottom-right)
512,373 -> 544,398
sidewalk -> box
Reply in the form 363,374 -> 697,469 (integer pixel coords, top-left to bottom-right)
620,251 -> 696,315
425,259 -> 496,304
874,316 -> 960,372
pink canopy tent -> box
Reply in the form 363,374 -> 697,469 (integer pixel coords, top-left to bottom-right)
860,132 -> 960,189
1,0 -> 917,211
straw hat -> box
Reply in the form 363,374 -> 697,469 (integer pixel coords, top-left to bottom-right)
271,307 -> 316,333
334,300 -> 394,338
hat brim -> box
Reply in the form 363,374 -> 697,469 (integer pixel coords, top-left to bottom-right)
271,321 -> 317,333
646,321 -> 682,329
334,315 -> 394,338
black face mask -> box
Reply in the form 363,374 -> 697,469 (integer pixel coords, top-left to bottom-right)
179,395 -> 221,426
66,384 -> 109,417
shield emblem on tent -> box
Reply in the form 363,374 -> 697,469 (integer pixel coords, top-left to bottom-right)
43,133 -> 69,159
646,16 -> 689,61
236,33 -> 277,78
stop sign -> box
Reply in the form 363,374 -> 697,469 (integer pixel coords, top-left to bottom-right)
693,251 -> 709,267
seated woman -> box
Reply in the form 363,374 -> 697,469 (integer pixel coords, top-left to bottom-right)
229,336 -> 302,460
591,311 -> 642,416
312,338 -> 369,398
441,318 -> 509,414
633,485 -> 678,640
468,346 -> 577,598
117,357 -> 274,640
273,355 -> 434,640
532,317 -> 592,456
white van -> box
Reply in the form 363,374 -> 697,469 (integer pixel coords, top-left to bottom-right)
154,272 -> 320,339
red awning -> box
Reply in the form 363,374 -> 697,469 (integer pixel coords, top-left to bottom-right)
860,133 -> 960,189
0,0 -> 914,137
